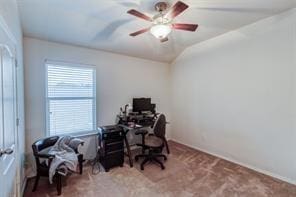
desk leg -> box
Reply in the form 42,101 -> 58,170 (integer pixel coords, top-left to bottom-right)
124,135 -> 133,167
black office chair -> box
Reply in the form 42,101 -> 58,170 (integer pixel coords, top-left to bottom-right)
32,136 -> 84,195
134,114 -> 168,170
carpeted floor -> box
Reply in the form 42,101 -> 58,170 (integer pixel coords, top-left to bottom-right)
24,141 -> 296,197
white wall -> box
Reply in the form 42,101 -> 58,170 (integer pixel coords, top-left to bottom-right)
0,0 -> 25,194
24,37 -> 170,172
170,9 -> 296,184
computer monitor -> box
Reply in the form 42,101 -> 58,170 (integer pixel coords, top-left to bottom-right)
133,98 -> 152,113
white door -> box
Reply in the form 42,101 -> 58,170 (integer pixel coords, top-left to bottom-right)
0,45 -> 17,197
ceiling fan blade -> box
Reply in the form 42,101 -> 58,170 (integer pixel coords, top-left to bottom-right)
172,23 -> 198,31
166,1 -> 189,19
160,37 -> 169,42
129,28 -> 150,36
127,9 -> 152,21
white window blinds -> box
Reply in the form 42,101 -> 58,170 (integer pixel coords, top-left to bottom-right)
46,62 -> 96,136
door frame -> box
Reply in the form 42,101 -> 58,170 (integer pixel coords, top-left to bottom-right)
0,14 -> 20,197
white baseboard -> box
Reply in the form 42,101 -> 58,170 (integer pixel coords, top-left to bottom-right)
170,138 -> 296,186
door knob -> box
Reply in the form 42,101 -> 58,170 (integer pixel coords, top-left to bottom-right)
0,148 -> 13,157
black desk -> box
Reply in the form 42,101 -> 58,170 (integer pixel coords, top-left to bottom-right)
117,113 -> 157,167
117,123 -> 144,168
117,112 -> 158,127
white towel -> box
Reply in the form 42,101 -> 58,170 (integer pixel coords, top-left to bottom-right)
48,136 -> 84,184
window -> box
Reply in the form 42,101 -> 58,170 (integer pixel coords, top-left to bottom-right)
46,61 -> 96,136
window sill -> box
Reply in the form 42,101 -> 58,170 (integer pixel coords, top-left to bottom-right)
49,130 -> 98,138
74,131 -> 98,138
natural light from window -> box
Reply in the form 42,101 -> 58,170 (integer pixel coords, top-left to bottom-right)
46,61 -> 96,136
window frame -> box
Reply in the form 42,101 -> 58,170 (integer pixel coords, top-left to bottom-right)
45,60 -> 97,137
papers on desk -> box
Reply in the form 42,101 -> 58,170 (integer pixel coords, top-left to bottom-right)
124,122 -> 143,129
135,124 -> 142,128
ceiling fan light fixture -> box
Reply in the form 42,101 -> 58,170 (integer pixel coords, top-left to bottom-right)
150,24 -> 172,39
127,1 -> 198,41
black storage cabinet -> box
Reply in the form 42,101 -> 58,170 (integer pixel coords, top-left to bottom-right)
97,125 -> 124,172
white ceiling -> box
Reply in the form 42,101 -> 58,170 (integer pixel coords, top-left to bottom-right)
17,0 -> 296,63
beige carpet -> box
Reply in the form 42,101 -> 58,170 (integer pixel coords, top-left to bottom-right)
24,141 -> 296,197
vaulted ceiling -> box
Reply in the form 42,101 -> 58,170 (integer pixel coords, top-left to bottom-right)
17,0 -> 296,62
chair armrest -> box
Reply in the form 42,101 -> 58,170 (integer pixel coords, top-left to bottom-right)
135,130 -> 148,135
76,141 -> 84,149
34,153 -> 55,159
69,140 -> 84,154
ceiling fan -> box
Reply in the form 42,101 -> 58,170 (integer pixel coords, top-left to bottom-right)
127,1 -> 198,42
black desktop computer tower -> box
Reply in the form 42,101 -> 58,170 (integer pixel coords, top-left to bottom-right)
97,125 -> 124,172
